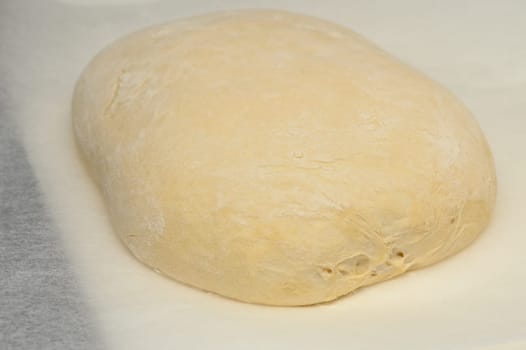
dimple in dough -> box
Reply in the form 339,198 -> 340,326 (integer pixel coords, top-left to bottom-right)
72,10 -> 496,306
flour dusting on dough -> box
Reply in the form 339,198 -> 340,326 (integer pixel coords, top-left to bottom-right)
72,10 -> 496,306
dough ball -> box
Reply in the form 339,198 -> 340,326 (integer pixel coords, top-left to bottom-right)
72,10 -> 496,305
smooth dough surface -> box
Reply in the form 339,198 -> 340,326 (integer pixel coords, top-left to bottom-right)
72,10 -> 496,306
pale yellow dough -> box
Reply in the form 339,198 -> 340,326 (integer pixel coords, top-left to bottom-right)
72,10 -> 496,306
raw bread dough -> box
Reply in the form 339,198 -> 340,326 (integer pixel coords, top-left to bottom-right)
72,10 -> 496,306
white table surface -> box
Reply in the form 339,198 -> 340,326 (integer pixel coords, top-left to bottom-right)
3,0 -> 526,349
